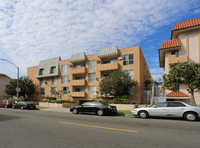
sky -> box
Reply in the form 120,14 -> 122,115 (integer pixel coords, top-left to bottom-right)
0,0 -> 200,81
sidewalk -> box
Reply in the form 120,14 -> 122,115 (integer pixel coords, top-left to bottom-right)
39,107 -> 70,113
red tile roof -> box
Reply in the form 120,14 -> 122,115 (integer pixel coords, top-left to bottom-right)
0,73 -> 11,79
172,17 -> 200,31
166,91 -> 189,97
159,39 -> 181,50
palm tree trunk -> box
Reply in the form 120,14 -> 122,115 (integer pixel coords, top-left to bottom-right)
190,90 -> 196,106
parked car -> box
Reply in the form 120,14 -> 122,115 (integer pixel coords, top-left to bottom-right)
0,100 -> 15,108
70,101 -> 117,116
12,101 -> 36,110
131,101 -> 200,121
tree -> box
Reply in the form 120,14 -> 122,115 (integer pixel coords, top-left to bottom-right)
5,76 -> 36,99
162,62 -> 200,106
50,90 -> 66,101
99,71 -> 138,97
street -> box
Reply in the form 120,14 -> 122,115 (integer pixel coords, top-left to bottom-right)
0,108 -> 200,148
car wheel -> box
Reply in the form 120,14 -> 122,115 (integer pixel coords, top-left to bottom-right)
5,106 -> 7,108
184,112 -> 197,121
72,108 -> 78,114
138,111 -> 148,119
21,106 -> 24,110
12,106 -> 15,109
97,110 -> 104,116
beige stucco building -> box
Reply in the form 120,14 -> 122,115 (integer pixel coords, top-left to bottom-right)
159,17 -> 200,105
28,45 -> 152,104
0,73 -> 11,100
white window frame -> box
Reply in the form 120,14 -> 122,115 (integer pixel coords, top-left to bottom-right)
62,64 -> 69,73
61,75 -> 69,84
52,77 -> 57,85
123,69 -> 134,80
88,85 -> 96,95
123,54 -> 134,65
88,73 -> 96,82
62,86 -> 69,94
88,60 -> 96,70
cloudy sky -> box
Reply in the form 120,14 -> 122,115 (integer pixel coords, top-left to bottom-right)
0,0 -> 200,80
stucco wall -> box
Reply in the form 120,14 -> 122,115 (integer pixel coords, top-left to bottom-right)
0,76 -> 11,99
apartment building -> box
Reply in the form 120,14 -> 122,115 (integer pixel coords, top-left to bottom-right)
0,73 -> 11,100
159,17 -> 200,105
27,45 -> 152,104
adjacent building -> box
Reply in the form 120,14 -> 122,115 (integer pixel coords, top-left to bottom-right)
0,73 -> 11,100
28,45 -> 152,104
159,17 -> 200,105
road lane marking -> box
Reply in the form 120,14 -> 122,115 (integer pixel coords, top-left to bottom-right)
0,113 -> 11,116
58,121 -> 138,133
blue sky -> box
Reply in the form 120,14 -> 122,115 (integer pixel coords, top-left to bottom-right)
0,0 -> 200,80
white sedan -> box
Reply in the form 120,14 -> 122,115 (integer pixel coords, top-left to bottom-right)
131,101 -> 200,121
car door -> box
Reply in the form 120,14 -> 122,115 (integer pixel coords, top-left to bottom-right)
81,102 -> 91,112
148,102 -> 168,117
166,102 -> 187,117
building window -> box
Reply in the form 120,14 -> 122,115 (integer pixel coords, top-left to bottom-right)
88,60 -> 96,70
171,50 -> 179,57
88,86 -> 96,95
123,54 -> 134,65
74,88 -> 85,92
62,86 -> 69,94
39,68 -> 44,75
129,86 -> 134,95
101,73 -> 110,78
61,75 -> 69,84
40,79 -> 45,85
62,64 -> 69,73
74,75 -> 85,80
50,66 -> 56,74
52,77 -> 57,85
88,73 -> 96,82
123,69 -> 134,80
102,59 -> 118,64
51,87 -> 57,95
75,64 -> 85,68
41,88 -> 45,95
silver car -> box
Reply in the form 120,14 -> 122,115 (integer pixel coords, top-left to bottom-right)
131,101 -> 200,121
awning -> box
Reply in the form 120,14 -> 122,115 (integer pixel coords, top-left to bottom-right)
98,45 -> 119,58
70,52 -> 87,63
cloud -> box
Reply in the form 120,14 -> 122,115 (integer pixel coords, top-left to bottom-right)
150,68 -> 164,81
0,0 -> 198,78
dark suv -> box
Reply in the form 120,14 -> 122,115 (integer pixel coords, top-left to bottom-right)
70,101 -> 117,116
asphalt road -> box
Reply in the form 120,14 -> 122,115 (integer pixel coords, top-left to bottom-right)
0,108 -> 200,148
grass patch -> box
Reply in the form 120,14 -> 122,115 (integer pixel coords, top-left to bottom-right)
118,110 -> 131,114
36,107 -> 48,109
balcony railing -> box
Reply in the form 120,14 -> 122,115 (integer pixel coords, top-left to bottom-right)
71,80 -> 86,86
99,63 -> 118,71
71,92 -> 85,97
70,67 -> 86,74
168,55 -> 188,65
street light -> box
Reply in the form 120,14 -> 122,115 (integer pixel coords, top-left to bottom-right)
0,58 -> 20,102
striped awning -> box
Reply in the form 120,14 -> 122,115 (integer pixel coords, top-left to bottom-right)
70,52 -> 87,63
98,45 -> 119,58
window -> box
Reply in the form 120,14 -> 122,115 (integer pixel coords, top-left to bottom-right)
123,69 -> 134,80
88,73 -> 96,82
62,86 -> 69,94
39,68 -> 44,75
50,66 -> 56,74
52,77 -> 57,85
74,75 -> 85,80
101,73 -> 110,78
40,79 -> 45,85
155,102 -> 167,108
62,64 -> 69,73
61,75 -> 69,84
123,54 -> 134,65
88,86 -> 96,95
51,87 -> 57,95
102,59 -> 118,64
75,88 -> 85,92
129,86 -> 134,95
88,60 -> 96,70
41,88 -> 45,95
168,102 -> 186,107
171,50 -> 179,57
75,64 -> 85,68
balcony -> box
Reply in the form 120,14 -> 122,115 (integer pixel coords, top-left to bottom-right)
71,80 -> 86,86
71,92 -> 85,97
99,63 -> 118,71
168,55 -> 188,65
70,67 -> 86,74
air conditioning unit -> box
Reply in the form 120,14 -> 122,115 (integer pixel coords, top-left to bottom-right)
118,56 -> 122,60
